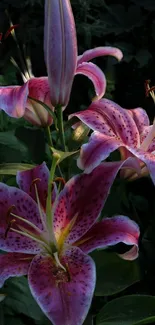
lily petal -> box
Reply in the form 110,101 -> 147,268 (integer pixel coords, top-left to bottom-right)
0,183 -> 44,253
0,252 -> 33,288
125,146 -> 155,185
77,131 -> 123,172
75,62 -> 106,100
77,131 -> 141,174
77,46 -> 123,65
54,160 -> 140,245
128,107 -> 150,134
28,247 -> 96,325
17,162 -> 57,211
76,215 -> 140,260
25,77 -> 53,126
71,98 -> 140,148
0,83 -> 29,118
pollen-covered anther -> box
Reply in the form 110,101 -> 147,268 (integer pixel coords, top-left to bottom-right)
6,205 -> 16,224
4,219 -> 16,239
29,178 -> 41,194
54,177 -> 66,187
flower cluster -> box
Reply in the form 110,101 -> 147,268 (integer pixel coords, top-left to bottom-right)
1,0 -> 154,325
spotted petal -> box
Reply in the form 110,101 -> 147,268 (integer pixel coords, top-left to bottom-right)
54,160 -> 140,245
77,46 -> 123,65
128,107 -> 150,134
77,131 -> 123,172
17,162 -> 57,211
71,98 -> 140,148
76,215 -> 140,260
78,131 -> 141,174
125,146 -> 155,185
0,83 -> 28,118
28,247 -> 95,325
0,252 -> 33,288
25,77 -> 53,126
76,62 -> 106,100
0,183 -> 44,253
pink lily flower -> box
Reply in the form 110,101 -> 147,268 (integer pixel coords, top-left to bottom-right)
70,98 -> 155,183
0,0 -> 122,124
0,77 -> 54,127
0,161 -> 139,325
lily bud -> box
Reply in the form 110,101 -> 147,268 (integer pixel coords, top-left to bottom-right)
44,0 -> 77,107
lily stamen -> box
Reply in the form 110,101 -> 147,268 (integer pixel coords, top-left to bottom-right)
53,252 -> 66,272
10,212 -> 43,235
10,226 -> 47,247
4,219 -> 16,239
30,178 -> 47,230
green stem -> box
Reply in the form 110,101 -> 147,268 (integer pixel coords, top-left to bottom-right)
46,153 -> 60,248
45,126 -> 54,147
57,105 -> 66,151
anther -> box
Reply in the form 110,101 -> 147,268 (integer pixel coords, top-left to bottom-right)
4,219 -> 16,239
54,177 -> 66,187
6,205 -> 16,224
29,178 -> 41,193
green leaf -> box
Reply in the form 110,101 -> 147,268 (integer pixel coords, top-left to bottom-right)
96,295 -> 155,325
4,317 -> 24,325
0,163 -> 35,175
51,147 -> 78,164
91,251 -> 140,296
3,277 -> 45,321
0,131 -> 27,154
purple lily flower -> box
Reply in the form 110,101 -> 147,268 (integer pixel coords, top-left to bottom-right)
70,98 -> 155,184
0,161 -> 139,325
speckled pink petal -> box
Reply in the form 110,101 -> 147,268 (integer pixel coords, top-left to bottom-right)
0,83 -> 28,118
126,146 -> 155,185
0,252 -> 33,288
128,107 -> 150,134
76,62 -> 106,100
76,215 -> 140,260
140,126 -> 155,152
25,77 -> 53,126
53,160 -> 139,244
71,98 -> 140,148
28,247 -> 96,325
17,162 -> 57,211
77,131 -> 123,172
77,46 -> 123,65
0,183 -> 44,253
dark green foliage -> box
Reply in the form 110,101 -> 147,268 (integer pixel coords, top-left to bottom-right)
1,1 -> 155,325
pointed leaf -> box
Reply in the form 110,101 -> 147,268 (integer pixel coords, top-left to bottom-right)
51,147 -> 78,164
91,251 -> 140,296
96,295 -> 155,325
0,131 -> 27,153
0,163 -> 35,175
4,277 -> 44,321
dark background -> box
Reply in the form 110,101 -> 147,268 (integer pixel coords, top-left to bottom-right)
1,1 -> 155,324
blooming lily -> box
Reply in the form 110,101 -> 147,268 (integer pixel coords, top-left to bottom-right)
0,0 -> 122,125
71,98 -> 155,184
0,161 -> 139,325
